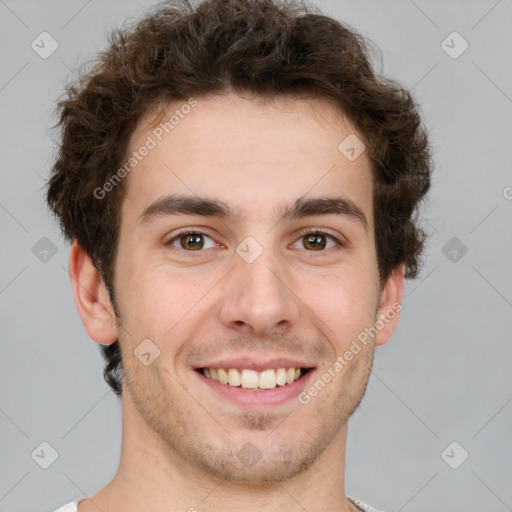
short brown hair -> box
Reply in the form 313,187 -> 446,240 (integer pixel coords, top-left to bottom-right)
46,0 -> 433,396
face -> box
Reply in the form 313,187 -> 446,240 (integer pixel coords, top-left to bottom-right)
111,92 -> 389,483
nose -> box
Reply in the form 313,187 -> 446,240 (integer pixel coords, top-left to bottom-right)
217,248 -> 301,337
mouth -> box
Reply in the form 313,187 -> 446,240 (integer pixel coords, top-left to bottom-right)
196,367 -> 312,391
194,365 -> 315,408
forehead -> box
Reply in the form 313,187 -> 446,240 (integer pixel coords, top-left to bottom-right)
121,93 -> 373,228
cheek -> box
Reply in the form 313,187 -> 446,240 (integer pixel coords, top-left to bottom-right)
305,270 -> 378,345
116,264 -> 215,342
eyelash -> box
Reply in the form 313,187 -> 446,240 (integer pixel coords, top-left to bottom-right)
164,228 -> 345,255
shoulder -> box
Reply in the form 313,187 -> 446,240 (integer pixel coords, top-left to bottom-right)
53,497 -> 86,512
347,495 -> 387,512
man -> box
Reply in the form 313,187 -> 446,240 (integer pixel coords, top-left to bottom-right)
46,0 -> 432,511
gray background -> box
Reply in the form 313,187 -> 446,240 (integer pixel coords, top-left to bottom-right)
0,0 -> 511,511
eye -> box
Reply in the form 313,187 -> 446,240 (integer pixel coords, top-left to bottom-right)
164,230 -> 217,251
293,229 -> 343,251
164,228 -> 345,254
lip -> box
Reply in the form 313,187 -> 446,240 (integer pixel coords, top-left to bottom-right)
195,367 -> 315,408
193,356 -> 314,373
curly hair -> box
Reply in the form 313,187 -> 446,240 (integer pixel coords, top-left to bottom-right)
46,0 -> 433,397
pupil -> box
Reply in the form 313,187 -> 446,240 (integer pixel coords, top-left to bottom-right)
184,234 -> 203,249
306,234 -> 325,250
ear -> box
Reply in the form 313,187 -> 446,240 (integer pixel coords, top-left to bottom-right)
68,239 -> 118,345
374,263 -> 405,347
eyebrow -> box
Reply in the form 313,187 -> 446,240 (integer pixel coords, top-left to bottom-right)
139,194 -> 369,231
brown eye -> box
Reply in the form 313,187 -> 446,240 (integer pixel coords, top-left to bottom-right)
180,233 -> 204,250
296,230 -> 341,252
303,233 -> 327,250
165,231 -> 216,251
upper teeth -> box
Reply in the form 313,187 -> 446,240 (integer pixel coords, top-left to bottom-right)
202,367 -> 302,390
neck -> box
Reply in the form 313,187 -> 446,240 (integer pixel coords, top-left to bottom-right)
81,391 -> 358,512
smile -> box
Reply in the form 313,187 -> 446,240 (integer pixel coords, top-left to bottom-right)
195,365 -> 314,408
198,367 -> 309,390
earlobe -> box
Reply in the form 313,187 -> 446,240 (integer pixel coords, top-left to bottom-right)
374,263 -> 405,346
68,240 -> 118,345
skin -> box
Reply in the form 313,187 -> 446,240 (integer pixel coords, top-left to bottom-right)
69,92 -> 404,512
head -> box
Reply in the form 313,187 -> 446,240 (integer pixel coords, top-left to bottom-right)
46,0 -> 431,484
